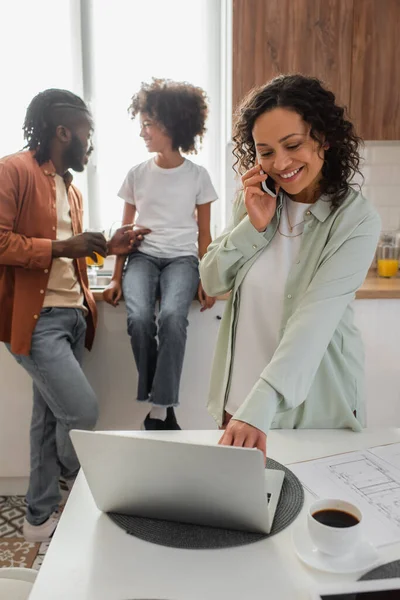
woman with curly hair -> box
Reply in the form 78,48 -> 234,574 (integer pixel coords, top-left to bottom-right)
200,74 -> 380,457
104,78 -> 218,430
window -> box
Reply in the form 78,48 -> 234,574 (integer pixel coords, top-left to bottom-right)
0,0 -> 88,197
2,0 -> 231,235
85,0 -> 227,235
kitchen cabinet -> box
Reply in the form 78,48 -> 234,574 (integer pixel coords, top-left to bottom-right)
2,298 -> 400,494
0,301 -> 221,493
232,0 -> 400,140
350,0 -> 400,140
232,0 -> 354,112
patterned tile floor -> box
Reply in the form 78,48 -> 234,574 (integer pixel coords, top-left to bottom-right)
0,496 -> 48,570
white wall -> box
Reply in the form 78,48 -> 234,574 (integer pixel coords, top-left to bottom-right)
360,142 -> 400,231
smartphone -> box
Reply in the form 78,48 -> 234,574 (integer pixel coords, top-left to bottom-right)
260,170 -> 277,198
310,577 -> 400,600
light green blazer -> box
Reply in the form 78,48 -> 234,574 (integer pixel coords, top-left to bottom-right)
200,189 -> 381,434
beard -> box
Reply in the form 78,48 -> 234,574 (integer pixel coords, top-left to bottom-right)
63,133 -> 87,172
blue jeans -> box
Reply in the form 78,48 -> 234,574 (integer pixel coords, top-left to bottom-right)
7,308 -> 98,525
122,252 -> 199,407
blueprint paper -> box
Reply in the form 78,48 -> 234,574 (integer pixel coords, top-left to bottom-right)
289,444 -> 400,547
370,443 -> 400,471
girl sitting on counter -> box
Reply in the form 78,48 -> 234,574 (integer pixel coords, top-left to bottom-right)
104,78 -> 218,431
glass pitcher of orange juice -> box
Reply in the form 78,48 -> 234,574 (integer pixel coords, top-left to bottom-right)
85,229 -> 105,287
86,253 -> 105,268
377,232 -> 399,278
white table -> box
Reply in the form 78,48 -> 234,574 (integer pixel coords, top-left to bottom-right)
29,429 -> 400,600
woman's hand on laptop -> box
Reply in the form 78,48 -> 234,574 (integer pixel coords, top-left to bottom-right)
219,419 -> 267,461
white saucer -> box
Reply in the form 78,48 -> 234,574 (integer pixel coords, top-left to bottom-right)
292,522 -> 380,574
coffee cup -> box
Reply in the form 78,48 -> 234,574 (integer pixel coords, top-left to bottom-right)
307,498 -> 362,556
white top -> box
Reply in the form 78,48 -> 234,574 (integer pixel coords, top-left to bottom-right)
226,196 -> 312,416
43,175 -> 84,310
118,158 -> 218,258
28,428 -> 400,600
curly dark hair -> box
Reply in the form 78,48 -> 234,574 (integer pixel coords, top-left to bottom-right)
23,89 -> 91,165
128,78 -> 209,154
232,74 -> 363,210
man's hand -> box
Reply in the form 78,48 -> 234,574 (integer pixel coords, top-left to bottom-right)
52,232 -> 107,261
107,225 -> 151,256
103,279 -> 123,307
198,281 -> 216,312
219,419 -> 267,461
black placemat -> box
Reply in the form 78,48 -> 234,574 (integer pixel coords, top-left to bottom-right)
359,559 -> 400,581
107,457 -> 304,550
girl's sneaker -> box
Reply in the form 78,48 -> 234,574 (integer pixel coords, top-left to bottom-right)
166,407 -> 181,430
142,414 -> 167,430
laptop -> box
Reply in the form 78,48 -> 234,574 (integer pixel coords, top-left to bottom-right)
70,430 -> 285,534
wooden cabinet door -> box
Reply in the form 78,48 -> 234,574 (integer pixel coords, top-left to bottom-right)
232,0 -> 354,112
350,0 -> 400,140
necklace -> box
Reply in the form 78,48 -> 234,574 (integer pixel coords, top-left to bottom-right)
278,198 -> 307,238
278,227 -> 303,238
285,198 -> 305,232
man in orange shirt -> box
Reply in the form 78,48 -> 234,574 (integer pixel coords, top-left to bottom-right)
0,89 -> 148,542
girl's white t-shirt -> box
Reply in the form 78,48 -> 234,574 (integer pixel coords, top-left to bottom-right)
118,158 -> 218,258
225,196 -> 312,417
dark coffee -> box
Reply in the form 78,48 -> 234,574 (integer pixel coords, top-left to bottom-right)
312,508 -> 359,528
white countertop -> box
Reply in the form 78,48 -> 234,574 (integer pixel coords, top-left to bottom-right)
29,428 -> 400,600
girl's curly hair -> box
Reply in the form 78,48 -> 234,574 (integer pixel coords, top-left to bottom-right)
232,74 -> 363,210
129,78 -> 209,154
